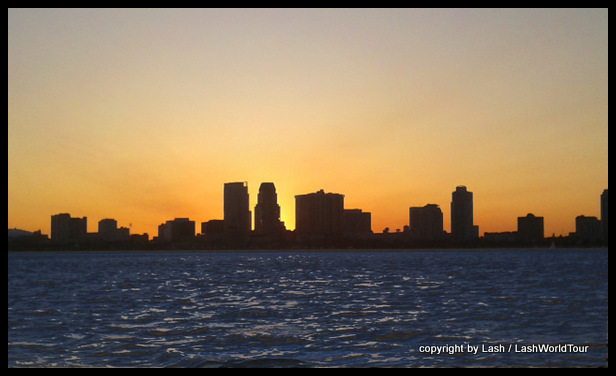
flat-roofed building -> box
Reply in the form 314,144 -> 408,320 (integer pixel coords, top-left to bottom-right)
344,209 -> 372,237
295,189 -> 344,241
517,213 -> 544,245
51,213 -> 87,242
409,204 -> 443,240
224,182 -> 251,238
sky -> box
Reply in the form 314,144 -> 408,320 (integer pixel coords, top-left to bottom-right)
8,8 -> 608,238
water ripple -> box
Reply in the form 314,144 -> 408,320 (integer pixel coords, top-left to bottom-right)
8,249 -> 609,367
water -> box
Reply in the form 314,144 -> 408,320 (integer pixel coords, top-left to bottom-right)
8,249 -> 608,367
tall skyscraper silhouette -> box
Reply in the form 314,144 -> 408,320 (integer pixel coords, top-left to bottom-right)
254,182 -> 285,236
224,182 -> 251,240
451,186 -> 478,242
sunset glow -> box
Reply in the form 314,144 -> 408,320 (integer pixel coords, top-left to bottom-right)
8,9 -> 608,238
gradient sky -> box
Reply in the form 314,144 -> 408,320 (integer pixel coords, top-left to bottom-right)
8,8 -> 608,238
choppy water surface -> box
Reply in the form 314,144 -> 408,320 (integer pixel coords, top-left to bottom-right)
8,249 -> 608,367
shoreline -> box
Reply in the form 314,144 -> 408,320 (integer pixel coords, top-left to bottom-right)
7,247 -> 608,254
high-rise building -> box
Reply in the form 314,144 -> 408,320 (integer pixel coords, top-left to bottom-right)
295,189 -> 344,241
601,189 -> 608,245
254,182 -> 285,236
575,215 -> 601,245
343,209 -> 372,237
224,182 -> 251,238
409,204 -> 443,240
451,186 -> 478,242
50,213 -> 87,242
517,213 -> 544,245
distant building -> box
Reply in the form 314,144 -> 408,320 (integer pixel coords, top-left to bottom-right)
343,209 -> 372,237
409,204 -> 443,240
224,182 -> 251,238
484,231 -> 517,244
158,218 -> 195,243
575,215 -> 601,245
98,218 -> 130,242
295,189 -> 344,241
201,219 -> 225,242
130,233 -> 149,243
517,213 -> 544,245
51,213 -> 87,242
98,218 -> 117,238
254,182 -> 285,236
450,186 -> 478,242
601,189 -> 608,245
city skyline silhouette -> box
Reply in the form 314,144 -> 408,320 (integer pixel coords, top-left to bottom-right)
8,182 -> 608,251
8,9 -> 608,239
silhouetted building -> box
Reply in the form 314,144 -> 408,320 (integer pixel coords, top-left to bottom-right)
575,215 -> 601,245
98,218 -> 117,238
51,213 -> 87,243
98,218 -> 130,242
158,218 -> 195,243
224,182 -> 251,239
601,189 -> 608,245
409,204 -> 444,240
201,219 -> 225,244
517,213 -> 544,245
343,209 -> 372,237
201,220 -> 222,236
8,228 -> 49,250
451,186 -> 478,242
117,227 -> 130,241
130,233 -> 149,244
295,189 -> 344,242
484,231 -> 517,244
254,182 -> 285,236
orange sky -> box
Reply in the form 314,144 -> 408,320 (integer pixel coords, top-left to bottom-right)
8,9 -> 608,238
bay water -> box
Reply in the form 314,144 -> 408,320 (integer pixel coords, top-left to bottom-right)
8,249 -> 608,367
